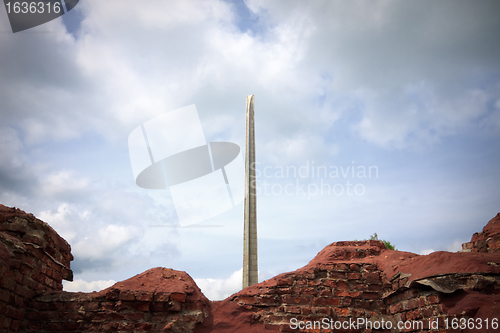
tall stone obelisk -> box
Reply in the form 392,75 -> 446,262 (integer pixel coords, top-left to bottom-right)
243,95 -> 258,289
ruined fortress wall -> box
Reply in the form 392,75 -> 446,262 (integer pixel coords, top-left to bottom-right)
22,268 -> 212,333
1,204 -> 499,333
212,242 -> 468,333
462,213 -> 500,253
0,205 -> 73,332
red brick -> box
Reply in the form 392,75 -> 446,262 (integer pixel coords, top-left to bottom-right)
135,323 -> 153,331
365,284 -> 382,292
427,294 -> 440,305
349,263 -> 361,271
83,301 -> 99,311
105,288 -> 120,300
133,301 -> 150,312
163,322 -> 174,331
10,319 -> 20,331
319,289 -> 332,297
404,288 -> 419,299
421,306 -> 433,317
363,272 -> 380,284
332,307 -> 350,316
122,312 -> 144,321
111,312 -> 125,321
89,311 -> 109,322
136,291 -> 153,301
274,287 -> 291,295
153,292 -> 169,302
7,306 -> 24,320
335,290 -> 361,298
307,280 -> 322,287
312,306 -> 331,315
19,263 -> 33,276
258,295 -> 280,305
336,280 -> 349,290
406,309 -> 421,320
115,300 -> 133,311
312,297 -> 341,306
334,264 -> 348,271
167,301 -> 181,312
101,322 -> 118,330
118,322 -> 135,331
0,316 -> 12,329
322,279 -> 336,287
363,264 -> 377,271
282,296 -> 311,305
235,296 -> 257,304
284,305 -> 301,314
362,292 -> 379,300
101,301 -> 114,310
263,322 -> 280,330
151,302 -> 164,312
352,283 -> 366,291
12,295 -> 24,308
301,306 -> 312,315
0,288 -> 10,303
296,279 -> 308,286
279,323 -> 296,332
120,290 -> 135,301
347,272 -> 362,280
170,292 -> 186,303
314,269 -> 328,279
276,277 -> 293,286
342,297 -> 353,306
328,272 -> 345,279
183,313 -> 203,322
408,298 -> 419,310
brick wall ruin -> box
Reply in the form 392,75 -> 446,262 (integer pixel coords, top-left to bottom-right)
0,205 -> 73,332
22,268 -> 212,332
462,212 -> 500,253
212,239 -> 500,332
1,204 -> 500,332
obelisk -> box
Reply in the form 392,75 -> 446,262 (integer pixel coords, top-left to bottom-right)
243,95 -> 258,289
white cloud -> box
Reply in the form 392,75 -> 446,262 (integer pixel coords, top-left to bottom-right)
0,127 -> 24,170
63,279 -> 115,292
72,224 -> 138,260
38,203 -> 78,242
40,170 -> 89,197
195,269 -> 242,301
446,240 -> 464,253
420,249 -> 435,255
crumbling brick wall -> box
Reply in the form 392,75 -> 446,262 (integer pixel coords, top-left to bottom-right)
213,240 -> 500,333
0,205 -> 73,333
1,204 -> 499,333
21,268 -> 212,333
213,241 -> 397,332
462,213 -> 500,253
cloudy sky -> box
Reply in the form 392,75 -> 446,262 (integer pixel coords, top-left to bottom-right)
1,0 -> 499,300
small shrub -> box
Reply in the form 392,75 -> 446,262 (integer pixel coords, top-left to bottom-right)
368,233 -> 397,250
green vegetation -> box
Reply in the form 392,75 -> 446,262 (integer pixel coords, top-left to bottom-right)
368,233 -> 397,250
353,233 -> 397,250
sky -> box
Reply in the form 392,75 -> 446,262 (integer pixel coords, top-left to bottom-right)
1,0 -> 499,300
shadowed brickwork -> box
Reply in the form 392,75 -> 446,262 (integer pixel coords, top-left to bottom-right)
1,204 -> 499,332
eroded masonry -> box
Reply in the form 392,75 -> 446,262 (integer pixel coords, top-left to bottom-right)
1,203 -> 499,332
